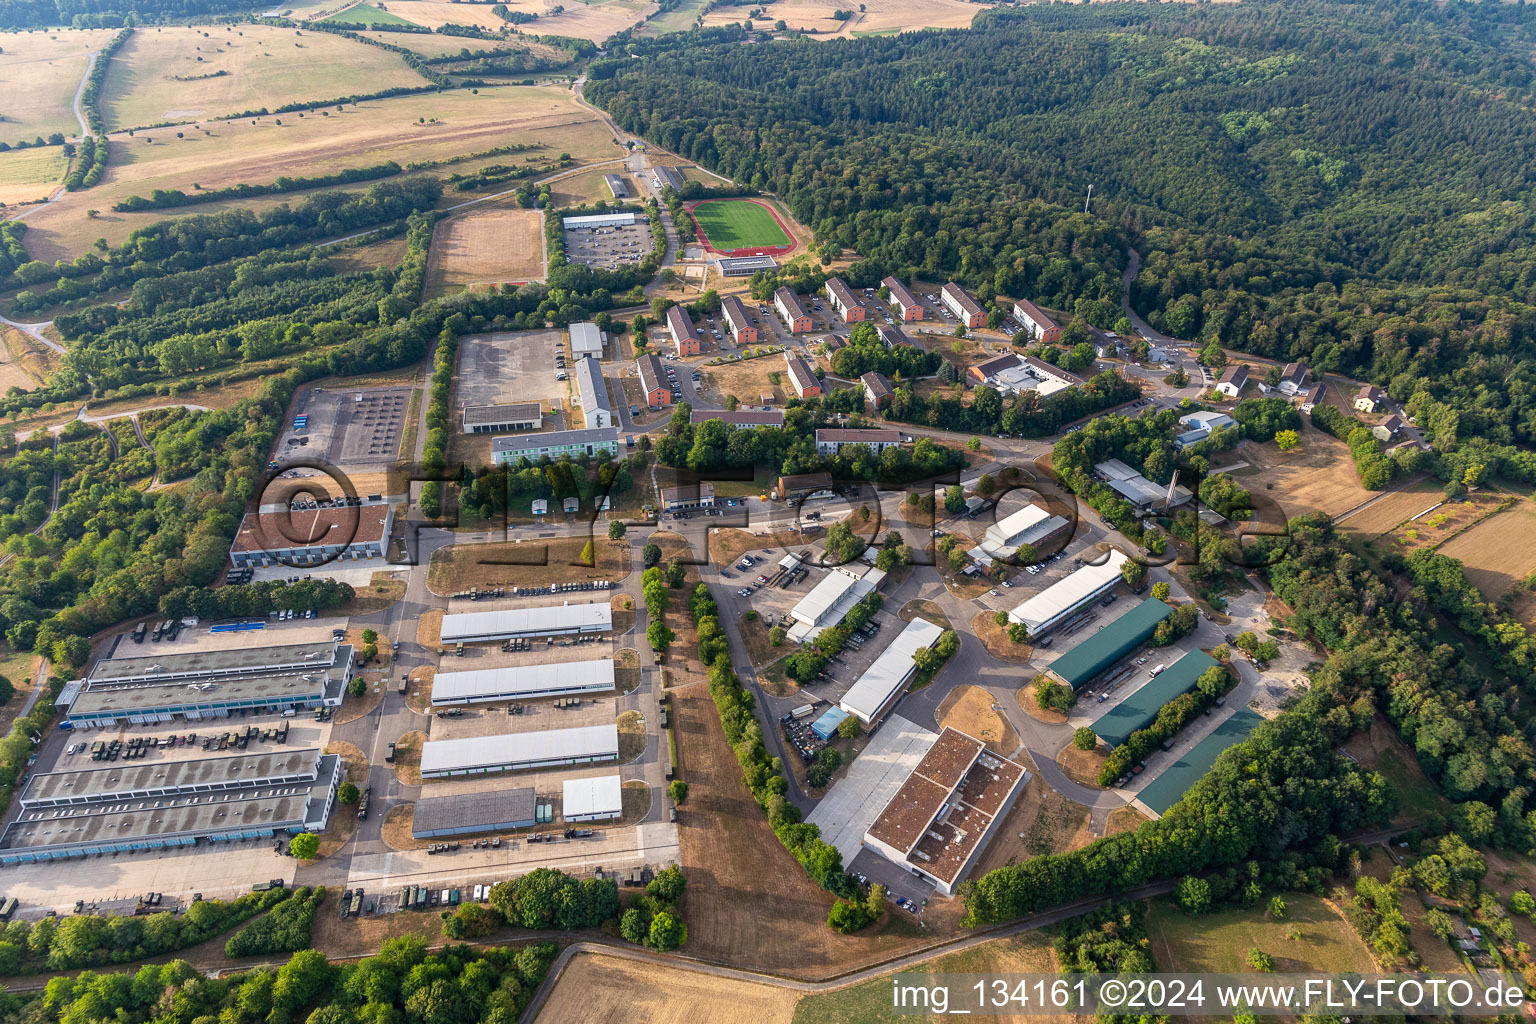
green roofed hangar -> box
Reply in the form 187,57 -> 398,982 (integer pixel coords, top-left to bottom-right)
1092,649 -> 1220,748
1044,597 -> 1172,690
1137,708 -> 1265,816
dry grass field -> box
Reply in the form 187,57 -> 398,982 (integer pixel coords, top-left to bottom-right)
0,29 -> 120,143
970,774 -> 1095,874
536,953 -> 797,1024
1220,423 -> 1375,521
1333,477 -> 1443,537
536,0 -> 659,43
0,143 -> 69,205
425,206 -> 544,297
545,163 -> 631,206
1438,501 -> 1536,605
1147,893 -> 1377,974
0,327 -> 58,394
103,27 -> 425,129
342,0 -> 505,29
426,537 -> 630,593
696,354 -> 787,406
700,0 -> 984,37
16,86 -> 612,261
936,684 -> 1017,754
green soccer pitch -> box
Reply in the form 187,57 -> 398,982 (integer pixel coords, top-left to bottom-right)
689,199 -> 793,253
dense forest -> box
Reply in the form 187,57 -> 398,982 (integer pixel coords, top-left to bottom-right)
588,0 -> 1536,444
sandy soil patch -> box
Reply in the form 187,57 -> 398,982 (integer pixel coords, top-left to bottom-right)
0,28 -> 120,142
936,684 -> 1017,754
103,26 -> 424,130
536,952 -> 795,1024
425,206 -> 545,297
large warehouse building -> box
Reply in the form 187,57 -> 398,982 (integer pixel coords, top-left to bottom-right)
229,503 -> 393,568
788,566 -> 884,643
0,748 -> 340,863
491,427 -> 620,466
420,724 -> 620,778
59,638 -> 352,727
430,660 -> 616,706
439,604 -> 613,644
1045,597 -> 1173,690
563,774 -> 623,822
838,617 -> 944,725
1006,549 -> 1130,637
463,403 -> 542,434
412,788 -> 537,839
1093,649 -> 1220,749
979,504 -> 1069,560
861,729 -> 1027,896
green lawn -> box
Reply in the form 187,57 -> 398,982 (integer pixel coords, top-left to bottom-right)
322,4 -> 418,26
1147,893 -> 1377,974
691,199 -> 790,251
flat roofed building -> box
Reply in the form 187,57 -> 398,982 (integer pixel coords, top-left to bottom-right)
862,729 -> 1027,896
431,660 -> 616,706
21,748 -> 324,808
1007,549 -> 1129,636
440,603 -> 612,643
791,567 -> 880,638
777,472 -> 834,502
420,724 -> 619,778
1180,411 -> 1235,432
651,165 -> 684,191
882,277 -> 923,321
666,304 -> 701,356
690,409 -> 783,430
838,617 -> 944,725
570,321 -> 604,358
715,255 -> 777,276
230,504 -> 392,568
824,277 -> 866,324
720,295 -> 757,344
815,427 -> 900,456
968,352 -> 1020,386
562,774 -> 623,821
491,427 -> 619,466
1046,597 -> 1173,689
982,504 -> 1068,558
603,174 -> 630,199
563,212 -> 637,229
0,752 -> 339,863
861,371 -> 895,410
463,402 -> 542,434
660,482 -> 716,511
940,282 -> 985,328
574,358 -> 613,429
637,354 -> 670,409
785,352 -> 821,398
412,787 -> 536,838
774,286 -> 813,334
1095,458 -> 1140,482
90,639 -> 343,685
1093,650 -> 1219,749
1011,298 -> 1060,344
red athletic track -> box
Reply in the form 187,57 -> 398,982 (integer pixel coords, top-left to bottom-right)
684,197 -> 799,258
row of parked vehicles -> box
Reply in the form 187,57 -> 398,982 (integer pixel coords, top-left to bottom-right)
455,588 -> 505,600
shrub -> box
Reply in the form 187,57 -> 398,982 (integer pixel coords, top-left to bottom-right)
223,886 -> 326,957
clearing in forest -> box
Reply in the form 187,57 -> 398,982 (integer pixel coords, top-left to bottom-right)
425,207 -> 545,296
1146,893 -> 1376,974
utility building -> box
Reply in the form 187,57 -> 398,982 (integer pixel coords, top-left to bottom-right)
439,603 -> 613,643
562,775 -> 623,822
463,403 -> 542,434
420,725 -> 620,778
430,660 -> 617,706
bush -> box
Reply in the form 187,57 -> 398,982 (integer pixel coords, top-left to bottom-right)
1073,727 -> 1097,751
348,677 -> 366,699
223,886 -> 326,957
667,780 -> 688,804
441,902 -> 502,939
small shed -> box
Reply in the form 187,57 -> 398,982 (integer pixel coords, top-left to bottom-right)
810,707 -> 850,741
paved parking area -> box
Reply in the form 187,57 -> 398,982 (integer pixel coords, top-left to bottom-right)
456,329 -> 567,411
805,715 -> 936,864
798,609 -> 905,706
564,220 -> 651,270
848,846 -> 936,912
279,386 -> 413,470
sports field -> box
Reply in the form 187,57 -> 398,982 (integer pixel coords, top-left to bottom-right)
689,197 -> 794,256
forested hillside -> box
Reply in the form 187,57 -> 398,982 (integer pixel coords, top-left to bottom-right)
589,0 -> 1536,443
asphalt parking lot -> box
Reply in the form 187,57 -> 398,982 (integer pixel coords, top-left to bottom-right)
795,608 -> 903,707
278,386 -> 412,470
564,220 -> 651,269
456,329 -> 568,412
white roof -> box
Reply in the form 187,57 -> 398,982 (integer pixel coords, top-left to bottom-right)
432,660 -> 615,703
575,358 -> 612,418
421,724 -> 619,774
441,603 -> 612,641
805,715 -> 937,863
562,774 -> 623,817
1008,550 -> 1128,632
563,212 -> 637,228
839,618 -> 945,723
570,322 -> 603,354
1095,458 -> 1140,481
992,364 -> 1072,398
791,567 -> 868,627
1110,476 -> 1167,506
984,505 -> 1051,549
779,553 -> 803,571
1179,411 -> 1234,431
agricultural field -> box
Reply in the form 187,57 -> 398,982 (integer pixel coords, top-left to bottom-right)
638,0 -> 707,35
1438,500 -> 1536,607
539,0 -> 659,43
535,953 -> 796,1024
424,206 -> 545,297
0,145 -> 69,204
102,27 -> 426,130
689,197 -> 793,254
0,29 -> 120,144
331,0 -> 505,29
1332,477 -> 1443,537
1219,424 -> 1374,523
1147,893 -> 1376,974
700,0 -> 985,36
321,3 -> 420,26
13,86 -> 614,262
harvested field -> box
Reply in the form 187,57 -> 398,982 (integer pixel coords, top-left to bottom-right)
19,87 -> 612,262
321,3 -> 418,25
936,684 -> 1017,754
425,537 -> 630,593
328,234 -> 409,274
1147,893 -> 1377,974
103,27 -> 424,130
1380,490 -> 1510,556
536,952 -> 796,1024
695,355 -> 787,406
0,144 -> 68,205
0,29 -> 120,143
1219,424 -> 1374,522
1437,500 -> 1536,606
671,684 -> 952,977
329,0 -> 504,29
1333,476 -> 1442,536
702,0 -> 983,36
425,207 -> 544,297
